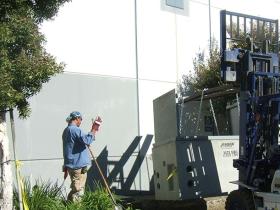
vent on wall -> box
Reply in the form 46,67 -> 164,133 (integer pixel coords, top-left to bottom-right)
166,0 -> 184,9
161,0 -> 189,16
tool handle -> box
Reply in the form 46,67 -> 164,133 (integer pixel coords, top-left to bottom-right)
87,145 -> 117,204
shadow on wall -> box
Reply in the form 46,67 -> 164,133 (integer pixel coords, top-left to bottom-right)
153,136 -> 229,200
176,137 -> 223,199
86,135 -> 154,196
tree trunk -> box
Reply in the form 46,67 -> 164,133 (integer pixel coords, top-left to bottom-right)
0,112 -> 13,210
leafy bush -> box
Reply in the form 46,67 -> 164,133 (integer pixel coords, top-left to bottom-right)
13,180 -> 65,210
13,179 -> 129,210
65,187 -> 114,210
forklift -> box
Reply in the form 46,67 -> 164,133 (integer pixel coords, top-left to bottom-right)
220,10 -> 280,209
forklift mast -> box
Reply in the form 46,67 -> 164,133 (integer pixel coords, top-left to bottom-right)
220,10 -> 280,192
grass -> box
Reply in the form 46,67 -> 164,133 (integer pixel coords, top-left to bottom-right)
13,179 -> 132,210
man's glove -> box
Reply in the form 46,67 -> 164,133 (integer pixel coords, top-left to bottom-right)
63,166 -> 68,180
92,116 -> 102,131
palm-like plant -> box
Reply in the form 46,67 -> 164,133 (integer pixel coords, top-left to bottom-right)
13,179 -> 129,210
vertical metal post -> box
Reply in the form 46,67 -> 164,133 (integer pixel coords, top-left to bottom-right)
195,90 -> 205,134
209,99 -> 219,135
177,102 -> 184,137
134,0 -> 140,137
275,20 -> 279,53
145,156 -> 150,181
257,20 -> 260,41
236,93 -> 240,117
230,15 -> 233,38
220,10 -> 227,80
244,17 -> 247,35
269,22 -> 273,44
174,14 -> 179,86
208,0 -> 212,52
134,0 -> 141,192
237,17 -> 240,37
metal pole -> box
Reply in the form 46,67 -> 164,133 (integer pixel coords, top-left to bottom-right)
145,156 -> 150,181
87,146 -> 122,210
209,0 -> 212,52
195,89 -> 205,134
209,99 -> 220,135
236,93 -> 240,117
174,13 -> 179,85
134,0 -> 141,192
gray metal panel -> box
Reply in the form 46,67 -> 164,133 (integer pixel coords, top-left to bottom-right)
227,103 -> 239,135
179,100 -> 232,136
153,89 -> 178,145
152,136 -> 239,200
176,139 -> 221,199
179,101 -> 212,136
176,137 -> 239,199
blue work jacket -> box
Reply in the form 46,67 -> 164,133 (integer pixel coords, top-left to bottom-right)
62,123 -> 94,169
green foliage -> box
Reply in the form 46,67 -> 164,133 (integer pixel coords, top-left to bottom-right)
13,179 -> 131,210
178,39 -> 224,97
179,21 -> 279,98
29,0 -> 72,23
0,0 -> 71,23
13,180 -> 65,210
178,39 -> 233,116
77,187 -> 114,210
65,185 -> 115,210
226,21 -> 279,53
0,0 -> 69,117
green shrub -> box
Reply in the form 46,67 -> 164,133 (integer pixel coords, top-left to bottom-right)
83,187 -> 114,210
13,179 -> 131,210
13,179 -> 65,210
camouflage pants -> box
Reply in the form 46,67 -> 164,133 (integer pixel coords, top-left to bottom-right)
67,167 -> 87,202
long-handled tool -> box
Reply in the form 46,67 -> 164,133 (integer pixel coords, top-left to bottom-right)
87,145 -> 123,210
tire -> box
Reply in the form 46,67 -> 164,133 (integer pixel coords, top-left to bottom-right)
225,189 -> 255,210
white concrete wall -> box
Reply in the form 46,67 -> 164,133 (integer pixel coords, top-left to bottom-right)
40,0 -> 280,140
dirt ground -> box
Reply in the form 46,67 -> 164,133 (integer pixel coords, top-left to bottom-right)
124,195 -> 227,210
205,196 -> 226,210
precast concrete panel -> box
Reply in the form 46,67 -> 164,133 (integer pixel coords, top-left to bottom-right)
152,141 -> 180,200
13,73 -> 138,159
9,72 -> 140,188
153,89 -> 178,145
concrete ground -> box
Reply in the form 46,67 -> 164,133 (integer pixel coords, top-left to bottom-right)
206,196 -> 226,210
122,195 -> 227,210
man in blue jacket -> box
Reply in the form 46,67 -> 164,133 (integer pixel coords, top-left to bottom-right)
62,111 -> 100,202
